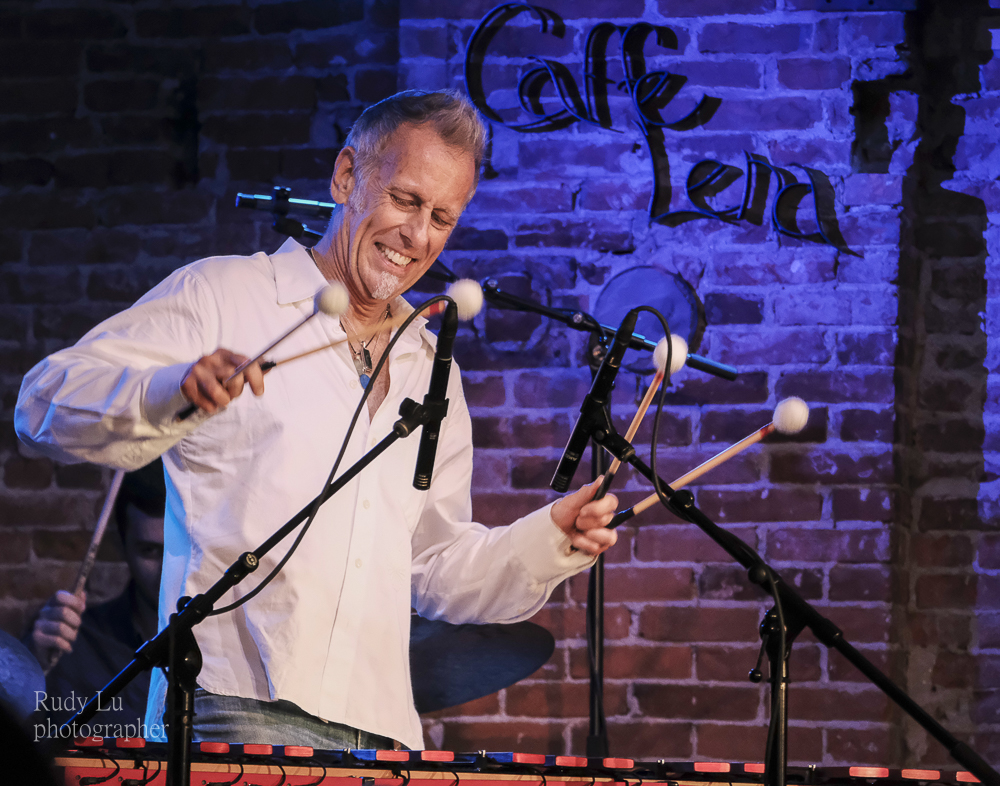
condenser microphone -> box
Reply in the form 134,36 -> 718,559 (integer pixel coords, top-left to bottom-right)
551,308 -> 639,493
413,300 -> 459,490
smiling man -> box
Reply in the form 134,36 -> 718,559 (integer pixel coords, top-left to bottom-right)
15,91 -> 617,749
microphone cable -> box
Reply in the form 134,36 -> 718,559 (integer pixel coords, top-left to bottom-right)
209,294 -> 455,617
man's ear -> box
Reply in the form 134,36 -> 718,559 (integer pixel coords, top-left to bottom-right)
330,146 -> 357,205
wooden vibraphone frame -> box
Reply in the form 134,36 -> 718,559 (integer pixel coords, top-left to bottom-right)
51,738 -> 983,786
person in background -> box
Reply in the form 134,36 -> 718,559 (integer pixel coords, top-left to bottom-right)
28,460 -> 165,731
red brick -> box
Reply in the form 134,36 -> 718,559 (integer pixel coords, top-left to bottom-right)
713,329 -> 830,365
532,605 -> 631,641
827,646 -> 889,683
25,8 -> 126,39
0,532 -> 30,564
635,684 -> 760,721
767,528 -> 891,563
771,450 -> 892,485
918,497 -> 980,531
698,723 -> 823,765
640,606 -> 760,643
440,720 -> 565,755
568,566 -> 695,604
3,456 -> 54,489
506,681 -> 627,718
832,488 -> 895,522
199,76 -> 317,112
777,57 -> 852,90
697,488 -> 822,523
699,23 -> 806,54
696,644 -> 821,682
840,408 -> 893,442
776,370 -> 894,404
826,726 -> 893,765
788,686 -> 889,722
136,7 -> 252,37
915,574 -> 976,610
574,721 -> 693,759
636,524 -> 760,563
914,534 -> 974,568
569,644 -> 692,680
514,218 -> 631,252
512,370 -> 591,408
202,113 -> 313,147
705,98 -> 822,131
829,565 -> 891,603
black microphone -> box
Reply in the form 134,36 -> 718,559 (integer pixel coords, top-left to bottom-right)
551,309 -> 639,493
413,300 -> 459,490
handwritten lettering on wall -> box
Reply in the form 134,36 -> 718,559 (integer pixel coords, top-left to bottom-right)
464,2 -> 850,252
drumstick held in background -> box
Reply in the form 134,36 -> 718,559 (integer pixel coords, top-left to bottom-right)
608,397 -> 810,528
44,468 -> 126,674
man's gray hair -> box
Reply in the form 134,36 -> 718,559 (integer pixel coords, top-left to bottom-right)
344,90 -> 488,192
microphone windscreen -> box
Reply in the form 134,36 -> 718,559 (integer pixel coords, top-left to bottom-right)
773,397 -> 809,434
316,282 -> 349,317
446,279 -> 484,321
654,335 -> 688,375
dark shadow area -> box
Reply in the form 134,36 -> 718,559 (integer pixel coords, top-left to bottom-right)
853,0 -> 998,766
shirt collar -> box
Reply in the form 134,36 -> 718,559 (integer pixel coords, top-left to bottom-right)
269,237 -> 436,352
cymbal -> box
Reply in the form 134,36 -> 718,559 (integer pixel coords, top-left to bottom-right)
410,616 -> 555,714
0,629 -> 45,721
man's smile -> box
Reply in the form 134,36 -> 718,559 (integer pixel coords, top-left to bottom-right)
376,242 -> 414,268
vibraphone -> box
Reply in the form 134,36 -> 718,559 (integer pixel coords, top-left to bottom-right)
53,738 -> 982,786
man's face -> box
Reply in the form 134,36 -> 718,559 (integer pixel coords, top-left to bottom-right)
122,505 -> 164,609
338,123 -> 476,303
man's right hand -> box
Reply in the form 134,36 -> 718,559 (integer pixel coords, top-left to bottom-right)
31,590 -> 86,665
180,349 -> 265,414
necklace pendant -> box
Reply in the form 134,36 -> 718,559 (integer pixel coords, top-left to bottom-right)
361,346 -> 372,372
359,373 -> 371,389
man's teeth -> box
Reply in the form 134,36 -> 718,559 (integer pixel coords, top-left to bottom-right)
377,243 -> 413,267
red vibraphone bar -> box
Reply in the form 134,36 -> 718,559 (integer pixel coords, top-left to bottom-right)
52,738 -> 983,786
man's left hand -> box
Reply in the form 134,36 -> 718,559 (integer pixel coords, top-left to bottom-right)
550,477 -> 618,556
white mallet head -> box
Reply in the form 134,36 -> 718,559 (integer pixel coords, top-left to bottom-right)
315,282 -> 350,318
446,279 -> 484,321
773,397 -> 809,434
653,334 -> 688,376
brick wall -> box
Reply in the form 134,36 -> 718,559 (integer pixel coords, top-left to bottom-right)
2,0 -> 999,770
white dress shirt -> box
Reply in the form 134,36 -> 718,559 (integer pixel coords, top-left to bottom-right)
15,238 -> 593,749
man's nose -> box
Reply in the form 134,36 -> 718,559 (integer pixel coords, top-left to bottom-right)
400,208 -> 431,249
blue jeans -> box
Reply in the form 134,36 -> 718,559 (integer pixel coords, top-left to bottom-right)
192,689 -> 397,749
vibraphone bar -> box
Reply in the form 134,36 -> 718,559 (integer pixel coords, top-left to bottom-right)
52,738 -> 983,786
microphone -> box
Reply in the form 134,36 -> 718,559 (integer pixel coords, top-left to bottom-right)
551,308 -> 639,493
413,300 -> 458,490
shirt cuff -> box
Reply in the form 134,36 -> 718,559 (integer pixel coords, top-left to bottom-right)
508,501 -> 596,583
144,362 -> 204,427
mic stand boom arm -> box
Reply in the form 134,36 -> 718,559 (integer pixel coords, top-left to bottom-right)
60,398 -> 433,786
480,279 -> 737,380
598,432 -> 1000,786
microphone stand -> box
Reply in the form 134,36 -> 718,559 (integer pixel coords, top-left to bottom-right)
479,281 -> 733,758
586,334 -> 610,758
480,279 -> 738,381
583,422 -> 1000,786
59,398 -> 435,786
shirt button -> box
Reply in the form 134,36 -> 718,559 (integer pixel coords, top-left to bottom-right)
355,558 -> 363,568
350,379 -> 358,389
362,499 -> 370,509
